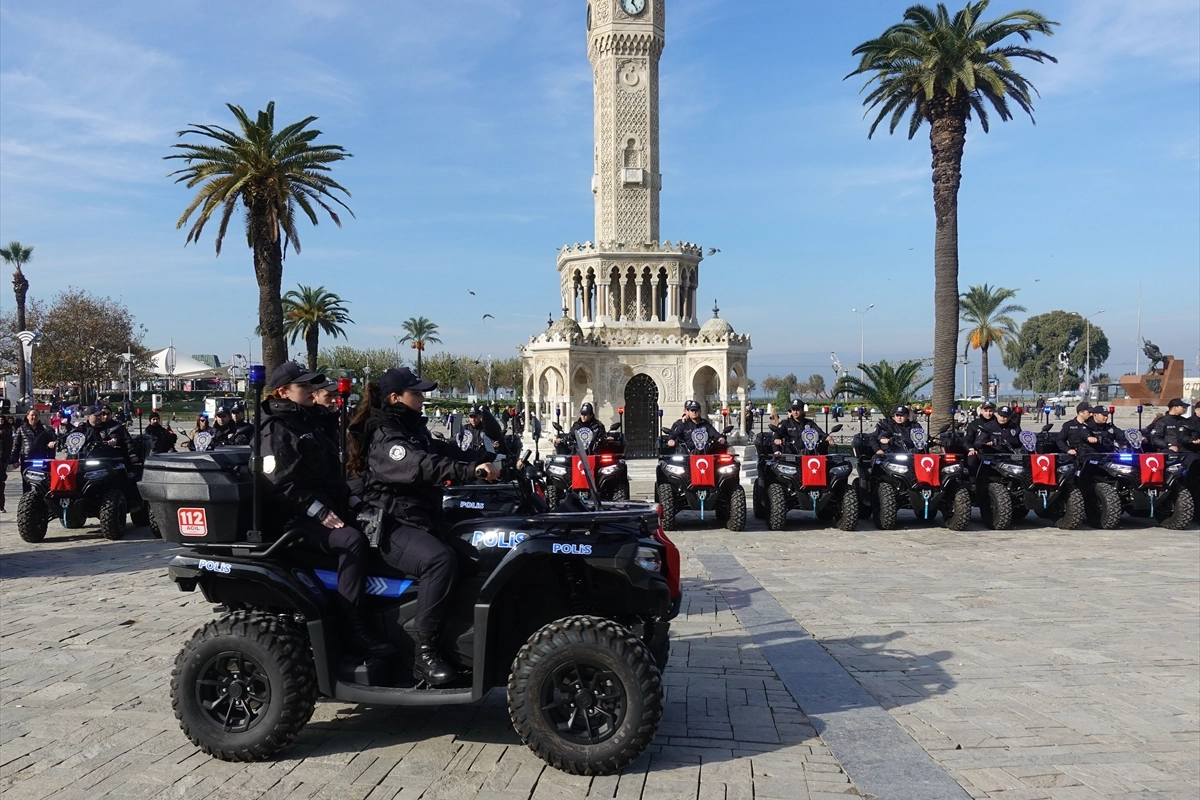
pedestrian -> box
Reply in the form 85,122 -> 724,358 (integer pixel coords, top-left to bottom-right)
11,409 -> 57,493
0,415 -> 12,512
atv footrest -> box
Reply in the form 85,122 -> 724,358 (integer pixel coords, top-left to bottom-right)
333,681 -> 477,706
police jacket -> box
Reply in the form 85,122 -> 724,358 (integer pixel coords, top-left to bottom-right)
1056,418 -> 1099,454
0,423 -> 11,465
974,418 -> 1023,452
362,402 -> 487,533
460,422 -> 494,452
1152,415 -> 1199,452
228,422 -> 254,446
96,419 -> 139,462
963,416 -> 992,451
259,398 -> 351,529
145,422 -> 178,454
10,421 -> 55,464
668,417 -> 723,452
775,416 -> 827,453
1086,419 -> 1122,452
568,418 -> 607,451
869,419 -> 923,452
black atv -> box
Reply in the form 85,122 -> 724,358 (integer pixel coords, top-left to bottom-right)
1075,430 -> 1193,530
853,426 -> 971,531
755,424 -> 857,531
543,422 -> 630,509
16,429 -> 152,543
971,426 -> 1084,530
655,424 -> 745,532
442,450 -> 549,528
144,433 -> 680,775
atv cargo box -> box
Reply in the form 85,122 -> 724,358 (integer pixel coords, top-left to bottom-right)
140,449 -> 252,543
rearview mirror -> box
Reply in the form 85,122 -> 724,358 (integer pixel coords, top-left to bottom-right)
1041,424 -> 1053,433
831,424 -> 843,433
722,425 -> 735,435
661,427 -> 672,435
609,422 -> 622,431
552,422 -> 563,433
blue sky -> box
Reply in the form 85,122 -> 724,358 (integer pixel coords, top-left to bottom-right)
1,0 -> 1197,393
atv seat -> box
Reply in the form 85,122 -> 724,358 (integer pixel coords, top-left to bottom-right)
282,538 -> 420,598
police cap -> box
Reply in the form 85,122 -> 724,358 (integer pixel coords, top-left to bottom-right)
684,400 -> 701,412
892,405 -> 910,416
996,406 -> 1013,416
789,400 -> 805,412
1076,401 -> 1092,413
1091,405 -> 1109,416
579,402 -> 594,416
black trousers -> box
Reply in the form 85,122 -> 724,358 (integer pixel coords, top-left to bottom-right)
298,518 -> 369,607
379,522 -> 457,636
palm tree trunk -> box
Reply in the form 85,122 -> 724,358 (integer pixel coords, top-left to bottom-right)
980,345 -> 990,403
416,345 -> 423,377
929,109 -> 967,431
249,203 -> 287,380
306,328 -> 319,372
13,269 -> 29,398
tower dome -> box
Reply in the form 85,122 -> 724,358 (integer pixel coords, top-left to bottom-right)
698,301 -> 734,340
547,308 -> 583,342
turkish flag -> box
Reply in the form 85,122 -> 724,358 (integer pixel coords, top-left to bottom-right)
690,455 -> 716,487
571,456 -> 599,490
912,453 -> 941,486
1139,454 -> 1164,486
801,455 -> 827,487
1030,453 -> 1057,486
49,460 -> 79,493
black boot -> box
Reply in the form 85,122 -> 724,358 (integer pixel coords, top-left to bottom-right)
413,633 -> 456,686
342,605 -> 396,658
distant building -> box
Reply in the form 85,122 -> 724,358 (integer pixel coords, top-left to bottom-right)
191,354 -> 222,368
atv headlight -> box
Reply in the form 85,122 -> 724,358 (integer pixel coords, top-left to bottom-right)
664,464 -> 686,476
774,463 -> 798,475
829,464 -> 850,475
999,463 -> 1026,476
599,465 -> 621,475
884,462 -> 910,475
635,547 -> 662,572
718,465 -> 738,474
1104,463 -> 1134,476
1057,463 -> 1074,473
84,470 -> 109,480
1167,463 -> 1183,473
941,464 -> 962,475
547,465 -> 568,475
27,472 -> 46,482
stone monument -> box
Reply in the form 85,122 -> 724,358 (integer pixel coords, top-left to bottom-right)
520,0 -> 750,456
1119,339 -> 1184,405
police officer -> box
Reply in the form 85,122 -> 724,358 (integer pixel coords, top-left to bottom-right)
357,368 -> 500,685
260,362 -> 393,658
461,405 -> 503,453
1086,406 -> 1121,452
95,406 -> 139,465
975,405 -> 1023,452
144,412 -> 178,454
567,402 -> 606,448
773,400 -> 832,453
210,408 -> 238,447
228,406 -> 254,445
870,406 -> 924,453
1150,399 -> 1199,454
964,402 -> 996,456
666,400 -> 726,451
1056,402 -> 1098,455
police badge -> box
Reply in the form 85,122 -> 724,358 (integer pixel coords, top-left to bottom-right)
689,427 -> 709,453
1125,428 -> 1143,451
1019,430 -> 1038,453
64,431 -> 87,458
800,427 -> 821,452
910,427 -> 927,450
574,426 -> 594,453
194,431 -> 214,452
458,430 -> 473,451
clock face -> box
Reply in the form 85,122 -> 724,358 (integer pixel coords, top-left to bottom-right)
621,0 -> 646,16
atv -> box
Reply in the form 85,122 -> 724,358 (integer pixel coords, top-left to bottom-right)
755,424 -> 857,531
1075,430 -> 1193,530
655,424 -> 745,532
971,426 -> 1084,530
543,422 -> 630,509
145,421 -> 680,775
16,429 -> 151,543
442,449 -> 550,528
853,425 -> 971,531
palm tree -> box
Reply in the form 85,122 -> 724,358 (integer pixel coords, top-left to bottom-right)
834,361 -> 932,416
282,285 -> 353,371
848,1 -> 1056,430
396,317 -> 441,377
960,283 -> 1025,402
166,101 -> 352,378
0,241 -> 34,397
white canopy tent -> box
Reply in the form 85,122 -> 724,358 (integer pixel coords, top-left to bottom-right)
147,347 -> 224,379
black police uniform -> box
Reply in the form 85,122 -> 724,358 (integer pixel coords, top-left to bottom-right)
775,415 -> 827,453
95,418 -> 139,464
869,418 -> 923,452
963,413 -> 994,452
1086,418 -> 1122,452
568,416 -> 606,450
1056,418 -> 1099,454
974,417 -> 1023,452
1154,414 -> 1200,454
145,421 -> 178,454
668,416 -> 723,452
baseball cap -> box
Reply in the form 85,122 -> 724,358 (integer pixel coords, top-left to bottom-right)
1076,401 -> 1092,413
378,367 -> 437,396
270,361 -> 325,390
580,402 -> 594,416
467,405 -> 483,416
892,405 -> 910,416
83,404 -> 103,416
215,408 -> 231,418
996,406 -> 1013,416
1091,405 -> 1109,415
1166,398 -> 1186,409
980,402 -> 996,410
789,400 -> 804,411
684,399 -> 701,411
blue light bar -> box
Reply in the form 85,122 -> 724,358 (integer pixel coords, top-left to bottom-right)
28,459 -> 47,468
1117,453 -> 1133,462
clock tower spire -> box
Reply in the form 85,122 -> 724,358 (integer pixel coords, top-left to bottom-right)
588,0 -> 663,246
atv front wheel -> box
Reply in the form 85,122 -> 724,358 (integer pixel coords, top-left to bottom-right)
1087,482 -> 1121,530
767,483 -> 788,531
172,613 -> 317,762
836,487 -> 859,531
1055,487 -> 1084,530
656,484 -> 678,531
508,615 -> 662,776
1160,487 -> 1194,531
545,484 -> 563,512
945,487 -> 973,531
725,486 -> 746,532
98,488 -> 128,540
63,501 -> 87,529
980,481 -> 1013,530
872,482 -> 898,530
130,503 -> 151,528
752,480 -> 768,520
17,492 -> 49,543
611,483 -> 630,502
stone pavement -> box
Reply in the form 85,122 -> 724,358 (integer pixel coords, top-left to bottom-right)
1,476 -> 1197,799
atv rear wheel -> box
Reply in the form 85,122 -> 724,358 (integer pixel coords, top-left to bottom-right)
656,484 -> 678,531
545,484 -> 563,511
130,503 -> 151,528
944,487 -> 973,531
752,480 -> 768,519
1160,487 -> 1194,531
611,483 -> 630,501
1055,487 -> 1084,530
725,486 -> 746,532
508,615 -> 662,776
98,488 -> 128,540
836,487 -> 859,531
980,481 -> 1013,530
172,613 -> 317,762
1087,482 -> 1121,530
872,482 -> 898,530
767,483 -> 788,531
17,492 -> 49,543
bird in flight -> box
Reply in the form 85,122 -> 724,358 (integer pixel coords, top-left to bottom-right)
706,247 -> 721,256
467,289 -> 476,296
482,314 -> 494,320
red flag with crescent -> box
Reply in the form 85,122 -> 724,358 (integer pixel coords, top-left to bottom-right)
690,455 -> 715,487
1031,453 -> 1056,486
913,453 -> 941,486
1139,454 -> 1164,486
801,455 -> 827,487
571,456 -> 598,490
49,460 -> 78,493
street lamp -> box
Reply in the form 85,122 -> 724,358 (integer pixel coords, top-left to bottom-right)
852,304 -> 874,380
1084,309 -> 1105,398
245,337 -> 254,365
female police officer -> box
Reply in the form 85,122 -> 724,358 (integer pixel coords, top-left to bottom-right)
353,367 -> 499,685
260,362 -> 393,657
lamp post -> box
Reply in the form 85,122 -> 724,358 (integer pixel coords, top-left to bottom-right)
852,304 -> 874,380
245,337 -> 254,366
1084,309 -> 1105,398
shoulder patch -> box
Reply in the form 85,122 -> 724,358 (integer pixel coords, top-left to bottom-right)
389,444 -> 407,461
262,455 -> 276,474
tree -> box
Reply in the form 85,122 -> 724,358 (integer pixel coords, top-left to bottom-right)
490,357 -> 524,397
848,1 -> 1056,431
396,317 -> 441,377
316,345 -> 401,384
959,283 -> 1025,402
32,288 -> 152,403
834,361 -> 932,413
281,285 -> 353,371
419,351 -> 461,394
167,102 -> 353,379
1002,310 -> 1109,393
806,373 -> 827,396
0,241 -> 34,397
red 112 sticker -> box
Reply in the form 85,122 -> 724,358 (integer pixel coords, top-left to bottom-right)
177,508 -> 208,537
